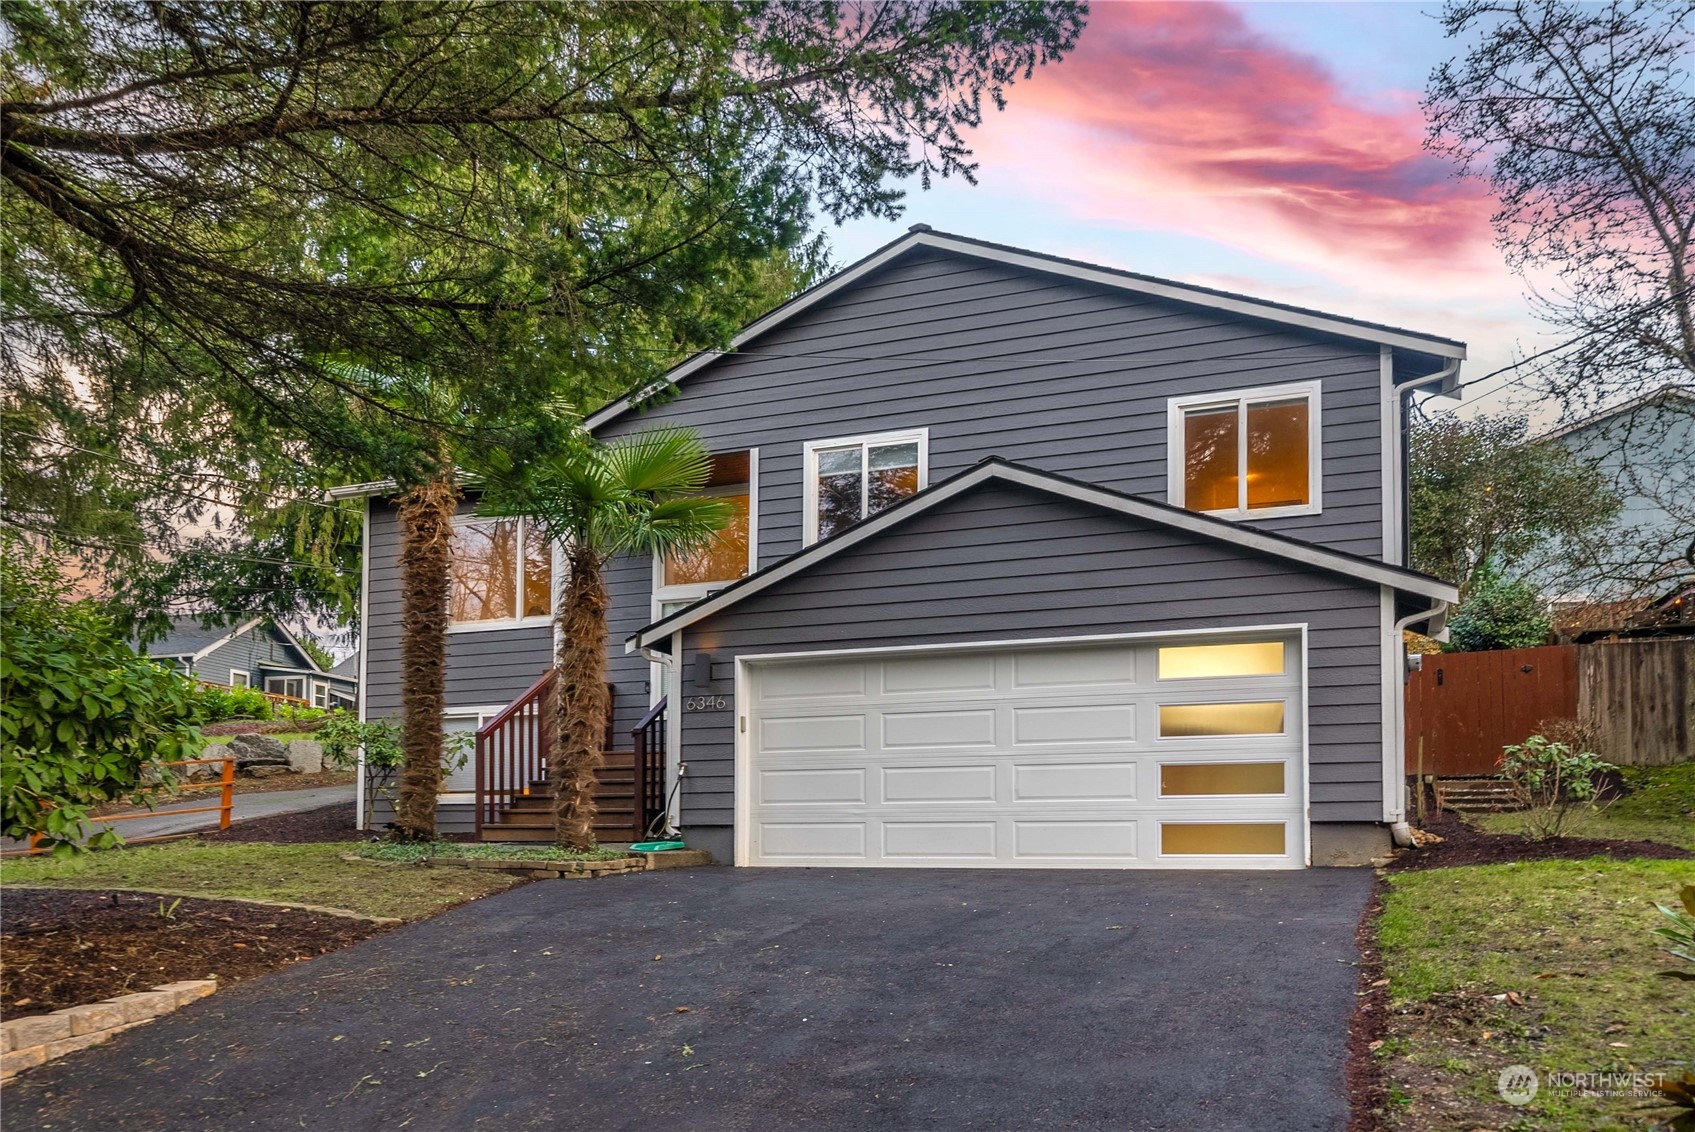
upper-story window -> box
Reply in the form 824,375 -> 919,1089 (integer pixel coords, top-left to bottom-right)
803,428 -> 929,544
656,451 -> 757,602
449,517 -> 553,628
1167,383 -> 1321,519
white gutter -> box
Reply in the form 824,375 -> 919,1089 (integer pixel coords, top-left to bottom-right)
1382,355 -> 1463,566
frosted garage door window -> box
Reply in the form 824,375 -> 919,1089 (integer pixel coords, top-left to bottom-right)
1160,762 -> 1285,796
1158,701 -> 1285,737
1157,641 -> 1284,680
1161,822 -> 1286,855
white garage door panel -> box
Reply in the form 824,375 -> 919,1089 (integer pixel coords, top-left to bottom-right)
744,637 -> 1305,869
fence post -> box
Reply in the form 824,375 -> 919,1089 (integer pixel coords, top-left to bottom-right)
1415,737 -> 1425,824
219,756 -> 235,830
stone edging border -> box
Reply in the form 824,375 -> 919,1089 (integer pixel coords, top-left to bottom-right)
1,981 -> 215,1083
338,848 -> 714,879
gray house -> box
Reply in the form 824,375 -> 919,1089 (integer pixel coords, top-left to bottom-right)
340,228 -> 1463,868
140,616 -> 356,710
1534,384 -> 1694,601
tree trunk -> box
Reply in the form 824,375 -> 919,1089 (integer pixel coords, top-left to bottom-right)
391,470 -> 457,841
550,544 -> 609,850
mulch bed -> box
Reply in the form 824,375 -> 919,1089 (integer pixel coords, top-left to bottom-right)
1388,807 -> 1692,871
0,890 -> 389,1019
197,802 -> 365,844
1346,878 -> 1391,1132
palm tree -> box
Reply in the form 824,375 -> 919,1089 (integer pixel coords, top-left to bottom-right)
482,427 -> 732,849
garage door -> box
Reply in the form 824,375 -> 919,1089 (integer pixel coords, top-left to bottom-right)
743,635 -> 1305,869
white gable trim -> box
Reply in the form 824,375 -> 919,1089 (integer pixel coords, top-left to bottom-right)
629,461 -> 1459,651
186,617 -> 264,662
587,229 -> 1465,435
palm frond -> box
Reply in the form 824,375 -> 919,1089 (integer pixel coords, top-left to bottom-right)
602,427 -> 715,498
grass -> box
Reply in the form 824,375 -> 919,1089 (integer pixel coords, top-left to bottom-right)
1379,858 -> 1695,1131
1474,763 -> 1695,850
0,840 -> 523,920
199,731 -> 317,747
356,841 -> 627,863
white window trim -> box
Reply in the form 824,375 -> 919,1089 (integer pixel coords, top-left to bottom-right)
311,681 -> 329,708
265,675 -> 306,699
802,427 -> 930,545
229,670 -> 251,688
652,450 -> 760,610
446,515 -> 558,634
1166,381 -> 1322,520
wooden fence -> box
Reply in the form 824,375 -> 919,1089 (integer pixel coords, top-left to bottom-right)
1406,638 -> 1695,774
1405,645 -> 1577,776
1578,639 -> 1694,767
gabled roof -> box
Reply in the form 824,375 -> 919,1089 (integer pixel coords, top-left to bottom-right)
1539,383 -> 1695,442
588,226 -> 1467,434
137,615 -> 265,660
629,459 -> 1459,651
136,615 -> 326,673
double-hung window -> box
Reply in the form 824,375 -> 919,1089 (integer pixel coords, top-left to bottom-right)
448,516 -> 553,629
803,429 -> 928,544
1167,382 -> 1321,518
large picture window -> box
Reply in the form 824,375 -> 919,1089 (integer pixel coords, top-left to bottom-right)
804,429 -> 928,544
1167,383 -> 1320,518
656,451 -> 757,600
449,517 -> 552,627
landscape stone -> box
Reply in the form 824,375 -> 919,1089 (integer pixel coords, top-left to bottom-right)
225,733 -> 288,766
243,764 -> 293,779
285,740 -> 324,773
2,1014 -> 71,1049
62,1002 -> 125,1036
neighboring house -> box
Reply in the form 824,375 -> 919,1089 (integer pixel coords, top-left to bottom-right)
336,227 -> 1464,868
139,615 -> 357,710
1534,384 -> 1695,601
329,651 -> 362,713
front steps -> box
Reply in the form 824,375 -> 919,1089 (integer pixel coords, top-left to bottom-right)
1433,777 -> 1526,813
480,750 -> 644,843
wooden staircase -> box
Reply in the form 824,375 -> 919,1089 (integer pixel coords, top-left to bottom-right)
473,671 -> 668,845
479,750 -> 643,844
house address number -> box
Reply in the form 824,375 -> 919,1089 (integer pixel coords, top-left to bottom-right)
684,696 -> 728,712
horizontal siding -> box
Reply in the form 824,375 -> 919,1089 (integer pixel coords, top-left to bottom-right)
597,247 -> 1385,568
674,482 -> 1385,829
364,500 -> 554,721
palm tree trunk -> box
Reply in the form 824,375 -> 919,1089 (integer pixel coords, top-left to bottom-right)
392,469 -> 457,841
550,544 -> 609,850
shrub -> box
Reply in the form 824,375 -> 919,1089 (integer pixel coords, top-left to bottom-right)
0,535 -> 205,850
1654,884 -> 1695,979
1497,734 -> 1617,838
316,715 -> 472,829
196,683 -> 274,722
1447,562 -> 1551,651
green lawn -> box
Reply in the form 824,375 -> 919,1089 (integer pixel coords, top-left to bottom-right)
1379,858 -> 1695,1131
0,840 -> 523,920
1474,763 -> 1695,850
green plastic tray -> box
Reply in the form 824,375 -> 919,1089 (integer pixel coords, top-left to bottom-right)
630,840 -> 686,852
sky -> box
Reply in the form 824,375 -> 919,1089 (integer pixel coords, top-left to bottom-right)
829,0 -> 1552,419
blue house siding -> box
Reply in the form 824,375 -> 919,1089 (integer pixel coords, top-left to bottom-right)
363,499 -> 555,721
669,482 -> 1385,837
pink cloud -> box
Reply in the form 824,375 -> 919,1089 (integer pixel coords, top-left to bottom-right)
974,2 -> 1503,284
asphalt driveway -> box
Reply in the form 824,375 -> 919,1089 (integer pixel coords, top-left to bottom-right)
5,868 -> 1373,1131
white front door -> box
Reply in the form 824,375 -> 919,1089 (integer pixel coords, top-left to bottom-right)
741,635 -> 1305,869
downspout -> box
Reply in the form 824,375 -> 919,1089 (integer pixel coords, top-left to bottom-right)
1389,599 -> 1450,847
1388,358 -> 1462,565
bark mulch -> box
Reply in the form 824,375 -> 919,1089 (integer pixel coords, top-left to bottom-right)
196,803 -> 365,845
0,890 -> 389,1019
1346,878 -> 1391,1132
1388,807 -> 1692,871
